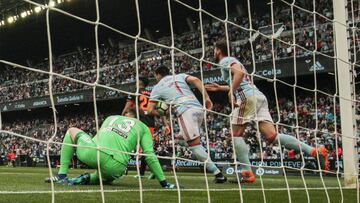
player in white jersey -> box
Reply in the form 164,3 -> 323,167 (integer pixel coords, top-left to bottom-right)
205,40 -> 329,183
147,65 -> 227,183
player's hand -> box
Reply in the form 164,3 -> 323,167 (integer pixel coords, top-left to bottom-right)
205,98 -> 213,110
228,91 -> 239,107
163,125 -> 171,136
205,83 -> 220,91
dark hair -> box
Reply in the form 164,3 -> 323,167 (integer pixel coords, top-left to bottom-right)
127,107 -> 146,120
155,65 -> 170,77
126,107 -> 137,117
139,76 -> 149,87
215,39 -> 229,56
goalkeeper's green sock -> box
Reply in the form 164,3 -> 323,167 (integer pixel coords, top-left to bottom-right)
233,137 -> 252,171
273,133 -> 313,155
58,132 -> 75,175
89,172 -> 99,184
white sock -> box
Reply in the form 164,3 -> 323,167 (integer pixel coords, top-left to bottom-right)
189,145 -> 221,175
273,133 -> 313,155
233,137 -> 252,171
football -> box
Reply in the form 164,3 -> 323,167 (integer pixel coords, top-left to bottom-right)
156,102 -> 169,116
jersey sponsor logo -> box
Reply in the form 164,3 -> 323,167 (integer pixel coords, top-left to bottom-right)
109,127 -> 128,139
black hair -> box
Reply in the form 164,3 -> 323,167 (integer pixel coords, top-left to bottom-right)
215,39 -> 230,56
139,76 -> 149,87
126,108 -> 137,117
155,65 -> 170,77
127,107 -> 146,120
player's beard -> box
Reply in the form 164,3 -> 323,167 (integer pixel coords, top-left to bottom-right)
214,53 -> 220,63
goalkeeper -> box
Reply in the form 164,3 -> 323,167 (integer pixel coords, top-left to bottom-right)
45,109 -> 176,188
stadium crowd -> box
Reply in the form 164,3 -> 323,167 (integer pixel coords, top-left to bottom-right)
0,1 -> 339,103
1,0 -> 358,168
0,95 -> 351,166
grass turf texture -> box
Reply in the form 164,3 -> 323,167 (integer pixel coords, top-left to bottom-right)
0,167 -> 357,203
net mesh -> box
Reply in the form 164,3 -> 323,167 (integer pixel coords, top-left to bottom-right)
0,0 -> 359,202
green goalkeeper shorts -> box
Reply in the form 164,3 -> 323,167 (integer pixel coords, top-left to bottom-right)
75,131 -> 127,183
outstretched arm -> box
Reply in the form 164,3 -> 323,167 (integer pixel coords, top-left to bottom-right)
121,100 -> 134,116
205,83 -> 230,92
229,63 -> 245,94
147,102 -> 171,135
160,116 -> 171,135
186,75 -> 213,110
140,130 -> 167,185
227,63 -> 245,107
205,64 -> 245,93
147,102 -> 161,117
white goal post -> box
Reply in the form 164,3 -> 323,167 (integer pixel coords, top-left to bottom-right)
333,0 -> 359,188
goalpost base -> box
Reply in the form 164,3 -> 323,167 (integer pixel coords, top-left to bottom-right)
344,177 -> 357,188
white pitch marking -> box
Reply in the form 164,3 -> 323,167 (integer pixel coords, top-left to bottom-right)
0,187 -> 355,195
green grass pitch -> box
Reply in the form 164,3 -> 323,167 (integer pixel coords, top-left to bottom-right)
0,167 -> 357,203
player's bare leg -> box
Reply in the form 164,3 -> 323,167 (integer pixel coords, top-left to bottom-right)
45,127 -> 82,183
259,121 -> 329,170
187,137 -> 227,183
231,124 -> 256,183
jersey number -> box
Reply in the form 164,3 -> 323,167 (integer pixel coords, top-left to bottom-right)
108,118 -> 136,137
139,95 -> 148,111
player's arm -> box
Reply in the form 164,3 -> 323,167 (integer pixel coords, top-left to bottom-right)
160,116 -> 171,135
147,102 -> 161,117
121,96 -> 135,116
186,75 -> 213,110
205,83 -> 230,92
140,129 -> 173,188
226,63 -> 245,107
229,63 -> 245,94
147,102 -> 170,135
148,86 -> 163,117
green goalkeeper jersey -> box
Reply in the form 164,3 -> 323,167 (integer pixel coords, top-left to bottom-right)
95,115 -> 152,163
93,115 -> 165,181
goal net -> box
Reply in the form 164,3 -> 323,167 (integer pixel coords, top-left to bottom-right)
0,0 -> 359,202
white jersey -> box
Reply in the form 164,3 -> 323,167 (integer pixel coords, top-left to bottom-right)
219,57 -> 272,125
150,74 -> 202,116
219,56 -> 262,99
